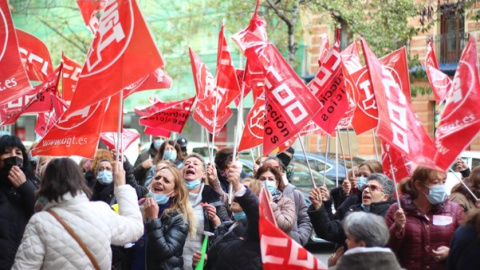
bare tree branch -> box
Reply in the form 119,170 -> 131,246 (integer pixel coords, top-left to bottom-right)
265,0 -> 293,27
36,17 -> 88,53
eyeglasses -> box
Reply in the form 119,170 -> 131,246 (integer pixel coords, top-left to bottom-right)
363,184 -> 384,193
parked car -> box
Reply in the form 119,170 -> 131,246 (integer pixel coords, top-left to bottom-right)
316,152 -> 366,169
292,152 -> 347,184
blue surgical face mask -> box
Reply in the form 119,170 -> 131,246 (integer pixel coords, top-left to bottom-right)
423,184 -> 447,205
356,176 -> 368,190
97,170 -> 113,185
163,149 -> 177,162
185,178 -> 201,190
265,181 -> 277,195
232,211 -> 246,221
154,139 -> 164,151
149,190 -> 172,205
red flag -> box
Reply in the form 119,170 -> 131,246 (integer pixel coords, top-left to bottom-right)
144,126 -> 171,137
361,39 -> 436,169
135,98 -> 185,117
238,94 -> 265,152
61,53 -> 82,102
382,142 -> 414,183
123,67 -> 172,98
101,93 -> 122,133
0,0 -> 33,106
309,28 -> 348,134
425,40 -> 452,104
35,95 -> 69,137
317,34 -> 329,67
76,0 -> 107,34
350,48 -> 412,135
433,37 -> 480,171
139,96 -> 195,133
0,64 -> 62,126
214,24 -> 241,108
236,60 -> 265,105
259,187 -> 327,270
337,42 -> 361,129
68,0 -> 165,113
17,29 -> 53,82
100,128 -> 140,152
32,99 -> 108,158
190,47 -> 232,135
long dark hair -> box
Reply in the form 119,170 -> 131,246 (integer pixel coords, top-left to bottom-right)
0,135 -> 36,182
37,158 -> 92,202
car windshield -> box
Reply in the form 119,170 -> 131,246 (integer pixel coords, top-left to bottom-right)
289,162 -> 336,191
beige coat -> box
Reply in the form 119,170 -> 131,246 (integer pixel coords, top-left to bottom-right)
271,193 -> 297,234
450,192 -> 476,213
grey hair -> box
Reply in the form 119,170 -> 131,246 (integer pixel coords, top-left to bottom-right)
343,212 -> 389,247
367,173 -> 394,198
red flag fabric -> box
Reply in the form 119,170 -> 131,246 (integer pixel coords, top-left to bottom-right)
32,99 -> 108,158
35,95 -> 69,137
144,126 -> 171,137
17,29 -> 53,82
214,24 -> 241,109
76,0 -> 107,34
0,64 -> 62,126
61,53 -> 82,102
101,93 -> 122,133
317,34 -> 329,67
433,37 -> 480,171
190,48 -> 232,135
100,128 -> 140,152
139,96 -> 195,133
123,67 -> 172,98
259,187 -> 327,270
337,42 -> 361,129
238,94 -> 265,152
309,28 -> 348,134
232,7 -> 321,155
135,98 -> 185,117
0,0 -> 33,106
381,142 -> 414,183
67,0 -> 165,113
425,40 -> 452,104
361,39 -> 436,169
350,48 -> 412,135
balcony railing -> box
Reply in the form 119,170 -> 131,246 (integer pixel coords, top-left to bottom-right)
430,32 -> 469,64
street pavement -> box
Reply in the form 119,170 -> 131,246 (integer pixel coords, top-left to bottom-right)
307,242 -> 336,266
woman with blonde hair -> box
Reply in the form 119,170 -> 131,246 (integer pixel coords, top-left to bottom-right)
126,163 -> 196,270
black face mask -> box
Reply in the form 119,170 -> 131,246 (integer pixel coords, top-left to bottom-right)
1,156 -> 23,179
277,152 -> 292,168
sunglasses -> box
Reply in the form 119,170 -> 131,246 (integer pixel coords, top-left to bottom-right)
363,184 -> 384,193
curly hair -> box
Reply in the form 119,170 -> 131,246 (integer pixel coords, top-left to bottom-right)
254,164 -> 285,191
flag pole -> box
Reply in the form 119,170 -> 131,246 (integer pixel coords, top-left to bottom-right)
373,128 -> 380,161
335,131 -> 339,187
116,92 -> 123,163
336,129 -> 348,171
385,145 -> 401,208
211,88 -> 219,160
230,126 -> 239,205
297,134 -> 316,189
346,128 -> 354,169
449,168 -> 479,201
323,135 -> 330,186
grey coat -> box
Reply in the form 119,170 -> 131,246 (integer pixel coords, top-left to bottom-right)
282,184 -> 312,246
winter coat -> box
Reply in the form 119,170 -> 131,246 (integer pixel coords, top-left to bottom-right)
386,194 -> 464,270
447,224 -> 480,270
450,192 -> 477,214
330,247 -> 405,270
308,200 -> 393,245
282,184 -> 312,245
144,210 -> 189,270
206,188 -> 261,270
271,192 -> 297,234
0,178 -> 36,270
12,185 -> 144,270
91,159 -> 147,204
134,144 -> 157,186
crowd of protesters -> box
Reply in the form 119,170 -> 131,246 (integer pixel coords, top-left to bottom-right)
1,133 -> 479,270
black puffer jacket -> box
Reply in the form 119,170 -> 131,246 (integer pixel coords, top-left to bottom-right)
91,159 -> 147,204
145,210 -> 190,270
308,200 -> 393,245
206,188 -> 262,270
0,178 -> 37,269
201,185 -> 230,233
